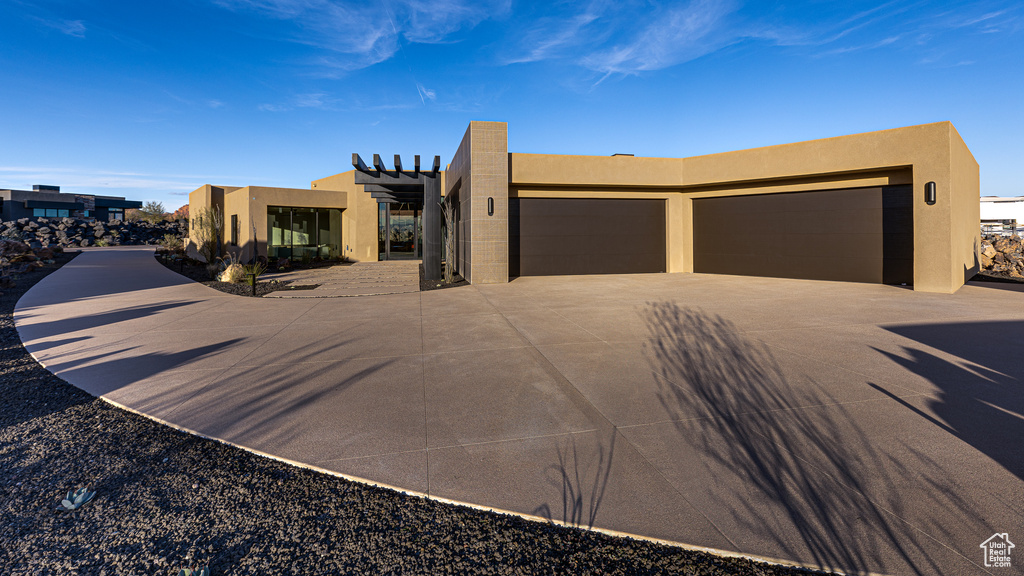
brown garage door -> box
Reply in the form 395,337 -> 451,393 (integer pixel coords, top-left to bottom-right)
510,198 -> 666,276
692,185 -> 913,284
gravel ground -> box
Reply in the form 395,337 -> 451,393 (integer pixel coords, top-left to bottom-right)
153,254 -> 308,297
1,254 -> 832,576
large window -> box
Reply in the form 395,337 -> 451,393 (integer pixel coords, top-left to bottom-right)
108,209 -> 124,221
267,206 -> 342,261
32,208 -> 70,218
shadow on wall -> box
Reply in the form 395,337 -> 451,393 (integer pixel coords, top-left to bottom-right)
641,303 -> 978,576
877,320 -> 1024,482
532,430 -> 616,530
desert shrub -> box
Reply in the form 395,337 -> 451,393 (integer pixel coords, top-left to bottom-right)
190,205 -> 223,264
158,233 -> 184,253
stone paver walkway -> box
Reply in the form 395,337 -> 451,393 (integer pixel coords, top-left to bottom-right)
263,260 -> 420,298
15,246 -> 1024,576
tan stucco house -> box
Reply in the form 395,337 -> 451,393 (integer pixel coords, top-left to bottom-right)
189,120 -> 979,293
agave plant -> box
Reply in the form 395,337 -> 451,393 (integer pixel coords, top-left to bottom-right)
178,567 -> 210,576
60,487 -> 95,510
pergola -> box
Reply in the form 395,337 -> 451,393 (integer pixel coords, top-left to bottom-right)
352,153 -> 441,281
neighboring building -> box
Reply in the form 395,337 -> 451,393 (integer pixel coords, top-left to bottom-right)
981,196 -> 1024,234
0,185 -> 143,222
190,120 -> 980,293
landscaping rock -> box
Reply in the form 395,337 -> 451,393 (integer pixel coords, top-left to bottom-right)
979,234 -> 1024,281
0,217 -> 185,250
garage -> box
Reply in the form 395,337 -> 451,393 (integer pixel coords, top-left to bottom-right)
509,198 -> 666,277
692,185 -> 913,284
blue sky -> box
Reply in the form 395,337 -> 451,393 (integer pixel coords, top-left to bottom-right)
1,0 -> 1021,210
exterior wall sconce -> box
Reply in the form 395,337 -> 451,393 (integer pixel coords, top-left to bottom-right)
487,197 -> 494,216
924,181 -> 936,205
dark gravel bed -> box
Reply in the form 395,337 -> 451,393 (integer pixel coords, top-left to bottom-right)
153,255 -> 295,297
1,255 -> 831,575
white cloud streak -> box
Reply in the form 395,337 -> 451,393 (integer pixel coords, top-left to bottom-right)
415,83 -> 436,103
258,92 -> 334,112
581,0 -> 741,75
32,17 -> 87,38
0,166 -> 246,195
212,0 -> 508,72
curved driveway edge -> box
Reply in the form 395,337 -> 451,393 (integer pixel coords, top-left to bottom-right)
17,247 -> 1024,576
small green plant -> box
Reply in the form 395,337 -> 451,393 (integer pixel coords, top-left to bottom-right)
177,567 -> 210,576
94,239 -> 110,247
242,260 -> 267,286
60,487 -> 95,510
159,233 -> 184,252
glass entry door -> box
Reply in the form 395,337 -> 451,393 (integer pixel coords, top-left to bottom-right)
378,202 -> 422,260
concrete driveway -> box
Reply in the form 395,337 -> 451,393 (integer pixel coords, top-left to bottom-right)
15,246 -> 1024,576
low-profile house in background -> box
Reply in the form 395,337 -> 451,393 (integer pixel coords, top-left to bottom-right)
981,195 -> 1024,234
189,120 -> 980,293
0,184 -> 142,221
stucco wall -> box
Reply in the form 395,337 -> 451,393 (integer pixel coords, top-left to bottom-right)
187,184 -> 235,261
447,125 -> 473,283
235,186 -> 348,262
949,124 -> 981,283
311,171 -> 375,262
446,121 -> 509,284
189,184 -> 348,262
508,122 -> 979,293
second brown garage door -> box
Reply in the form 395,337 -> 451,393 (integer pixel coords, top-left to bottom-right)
692,185 -> 913,284
510,198 -> 666,276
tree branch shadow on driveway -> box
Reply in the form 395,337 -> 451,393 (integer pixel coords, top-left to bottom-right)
642,302 -> 982,576
532,430 -> 616,531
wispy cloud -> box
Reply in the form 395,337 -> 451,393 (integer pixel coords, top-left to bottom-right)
503,9 -> 603,64
165,91 -> 229,110
257,103 -> 289,112
415,83 -> 435,103
582,0 -> 741,75
258,92 -> 334,112
294,93 -> 328,108
0,166 -> 246,195
213,0 -> 508,73
503,0 -> 1020,80
502,0 -> 743,78
32,17 -> 87,38
825,35 -> 902,56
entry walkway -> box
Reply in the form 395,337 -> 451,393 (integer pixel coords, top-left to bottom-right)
15,247 -> 1024,576
262,260 -> 419,297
